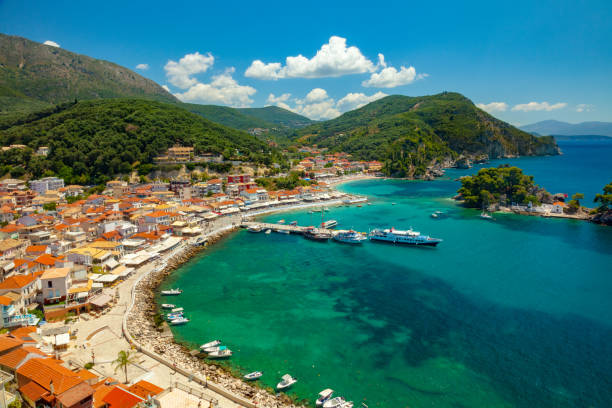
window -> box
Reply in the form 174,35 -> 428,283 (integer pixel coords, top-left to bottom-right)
48,281 -> 53,288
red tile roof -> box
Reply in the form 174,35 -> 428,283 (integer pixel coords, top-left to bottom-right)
17,358 -> 83,394
127,380 -> 164,399
0,334 -> 24,353
0,347 -> 47,370
19,380 -> 48,402
0,274 -> 37,290
35,253 -> 58,266
102,386 -> 144,408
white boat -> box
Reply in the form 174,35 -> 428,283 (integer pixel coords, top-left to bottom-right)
431,210 -> 445,219
161,304 -> 175,309
161,289 -> 182,296
321,220 -> 338,229
276,374 -> 297,390
202,345 -> 224,353
207,348 -> 232,359
480,211 -> 494,220
316,389 -> 334,406
247,225 -> 264,233
324,397 -> 347,408
166,312 -> 183,320
200,340 -> 221,350
169,317 -> 189,325
277,219 -> 285,224
265,229 -> 272,234
171,307 -> 184,313
369,227 -> 442,246
244,371 -> 263,381
340,401 -> 354,408
276,229 -> 290,234
333,230 -> 367,244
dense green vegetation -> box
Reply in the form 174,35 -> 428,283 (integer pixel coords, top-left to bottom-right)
0,34 -> 176,118
594,182 -> 612,211
457,166 -> 541,208
178,103 -> 276,130
238,106 -> 314,128
255,171 -> 313,190
0,99 -> 270,184
295,93 -> 559,177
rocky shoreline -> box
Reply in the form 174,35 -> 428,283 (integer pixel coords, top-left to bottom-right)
126,227 -> 305,408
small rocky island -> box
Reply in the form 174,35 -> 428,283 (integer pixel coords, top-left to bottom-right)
454,165 -> 608,223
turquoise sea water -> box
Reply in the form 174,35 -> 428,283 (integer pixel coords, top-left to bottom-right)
161,141 -> 612,408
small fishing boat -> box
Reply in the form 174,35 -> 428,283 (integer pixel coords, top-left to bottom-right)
276,229 -> 290,235
391,202 -> 397,205
171,307 -> 184,313
200,340 -> 221,350
290,221 -> 298,226
161,288 -> 182,296
316,389 -> 334,406
247,225 -> 264,233
202,345 -> 224,353
431,210 -> 445,219
161,304 -> 175,309
303,228 -> 332,241
169,317 -> 189,325
207,348 -> 232,359
480,211 -> 494,220
166,312 -> 183,320
277,219 -> 285,224
244,371 -> 263,381
276,374 -> 297,390
265,229 -> 272,234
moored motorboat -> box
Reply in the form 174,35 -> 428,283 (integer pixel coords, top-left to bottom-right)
480,211 -> 494,220
161,304 -> 175,309
247,225 -> 264,233
333,230 -> 367,244
161,288 -> 182,296
277,219 -> 285,224
321,220 -> 338,229
171,307 -> 183,313
276,374 -> 297,390
316,389 -> 334,406
165,312 -> 183,320
200,340 -> 221,350
169,317 -> 189,325
207,348 -> 232,359
323,397 -> 348,408
244,371 -> 263,381
303,228 -> 332,241
290,221 -> 298,226
265,229 -> 271,234
369,227 -> 442,246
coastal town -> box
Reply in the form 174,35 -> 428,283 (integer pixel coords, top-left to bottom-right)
0,148 -> 381,408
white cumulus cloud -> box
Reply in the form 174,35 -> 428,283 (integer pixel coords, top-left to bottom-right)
164,52 -> 215,89
173,68 -> 256,107
162,85 -> 171,93
476,102 -> 508,113
43,40 -> 60,48
274,88 -> 387,120
337,91 -> 388,111
245,36 -> 377,80
511,101 -> 567,112
362,65 -> 423,88
135,63 -> 149,70
266,93 -> 292,110
575,104 -> 593,113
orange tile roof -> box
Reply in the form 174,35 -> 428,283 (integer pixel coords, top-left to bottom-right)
0,274 -> 37,290
76,368 -> 99,381
19,380 -> 48,402
26,245 -> 47,253
127,380 -> 163,399
10,326 -> 37,340
0,334 -> 24,353
144,211 -> 170,218
92,378 -> 119,408
35,253 -> 58,266
0,296 -> 13,306
17,358 -> 83,394
102,386 -> 144,408
0,347 -> 47,370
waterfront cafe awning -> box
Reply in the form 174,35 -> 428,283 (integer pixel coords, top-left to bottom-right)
93,274 -> 119,283
220,207 -> 240,215
90,293 -> 112,308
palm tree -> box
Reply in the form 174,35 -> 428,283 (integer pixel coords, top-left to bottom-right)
112,350 -> 137,383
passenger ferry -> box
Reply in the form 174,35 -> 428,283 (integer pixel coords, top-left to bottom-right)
333,230 -> 367,244
369,227 -> 442,246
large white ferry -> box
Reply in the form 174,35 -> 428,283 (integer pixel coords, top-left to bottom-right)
369,227 -> 442,246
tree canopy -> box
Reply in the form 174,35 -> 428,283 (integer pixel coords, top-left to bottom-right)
458,166 -> 540,208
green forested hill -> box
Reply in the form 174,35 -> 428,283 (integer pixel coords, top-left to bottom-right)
238,106 -> 315,128
296,92 -> 560,177
0,34 -> 177,117
178,103 -> 276,130
0,99 -> 269,184
179,103 -> 314,130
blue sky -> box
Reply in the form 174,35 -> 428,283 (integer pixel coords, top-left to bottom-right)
1,0 -> 611,124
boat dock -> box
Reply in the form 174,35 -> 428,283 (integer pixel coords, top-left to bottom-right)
241,222 -> 333,235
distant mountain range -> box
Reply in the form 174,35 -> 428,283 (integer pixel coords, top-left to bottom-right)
520,120 -> 612,137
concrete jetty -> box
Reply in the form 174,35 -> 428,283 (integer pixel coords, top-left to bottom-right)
241,221 -> 333,235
